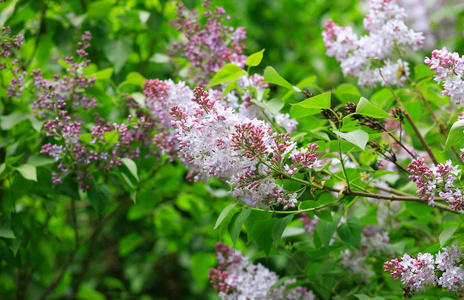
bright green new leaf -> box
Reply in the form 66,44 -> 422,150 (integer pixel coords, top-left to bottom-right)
229,208 -> 252,245
334,83 -> 361,104
272,214 -> 293,247
414,65 -> 434,81
266,98 -> 284,115
439,226 -> 457,247
93,68 -> 113,80
333,130 -> 369,150
214,203 -> 236,229
264,66 -> 300,91
337,217 -> 361,249
246,49 -> 265,67
209,64 -> 246,87
354,295 -> 385,300
121,158 -> 139,182
16,164 -> 37,182
356,97 -> 393,119
444,120 -> 464,151
291,92 -> 331,109
125,72 -> 146,86
103,130 -> 119,148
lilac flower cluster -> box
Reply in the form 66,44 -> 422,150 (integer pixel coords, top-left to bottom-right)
170,87 -> 321,209
408,158 -> 464,210
385,245 -> 464,294
168,0 -> 247,86
340,225 -> 390,282
299,212 -> 319,234
425,47 -> 464,105
208,243 -> 315,300
0,26 -> 24,69
17,32 -> 160,189
322,0 -> 423,87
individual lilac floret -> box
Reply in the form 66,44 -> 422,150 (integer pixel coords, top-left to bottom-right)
385,245 -> 464,295
209,243 -> 315,300
168,0 -> 247,86
425,47 -> 464,105
408,158 -> 464,210
322,0 -> 423,87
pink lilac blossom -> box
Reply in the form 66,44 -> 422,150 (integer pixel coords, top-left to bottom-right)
385,245 -> 464,294
171,87 -> 321,209
425,47 -> 464,105
209,243 -> 315,300
168,1 -> 247,86
407,158 -> 464,210
322,0 -> 423,87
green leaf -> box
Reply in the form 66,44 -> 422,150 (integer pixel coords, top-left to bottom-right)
191,253 -> 216,288
272,215 -> 293,246
209,64 -> 246,87
0,224 -> 15,239
77,285 -> 106,300
337,217 -> 361,249
88,184 -> 112,215
334,84 -> 361,104
121,158 -> 139,182
119,233 -> 144,257
333,130 -> 369,150
222,80 -> 238,97
354,295 -> 385,300
444,120 -> 464,151
439,226 -> 457,247
251,218 -> 278,256
315,213 -> 341,247
264,66 -> 300,91
126,72 -> 146,86
246,49 -> 265,67
356,97 -> 393,119
228,208 -> 252,245
266,98 -> 284,115
87,0 -> 114,18
291,92 -> 331,109
214,204 -> 236,229
16,164 -> 37,182
103,130 -> 119,148
103,36 -> 133,73
415,65 -> 434,81
93,68 -> 113,80
0,112 -> 28,130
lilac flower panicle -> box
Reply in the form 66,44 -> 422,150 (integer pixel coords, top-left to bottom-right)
209,243 -> 315,300
170,87 -> 320,209
385,245 -> 464,294
408,158 -> 464,210
425,47 -> 464,105
168,1 -> 247,86
322,0 -> 423,87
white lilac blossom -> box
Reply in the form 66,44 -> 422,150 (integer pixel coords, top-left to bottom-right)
322,0 -> 423,87
209,243 -> 315,300
407,158 -> 464,210
385,245 -> 464,294
425,47 -> 464,105
171,87 -> 321,209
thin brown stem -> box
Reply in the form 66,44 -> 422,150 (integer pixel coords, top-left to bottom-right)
379,71 -> 439,164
